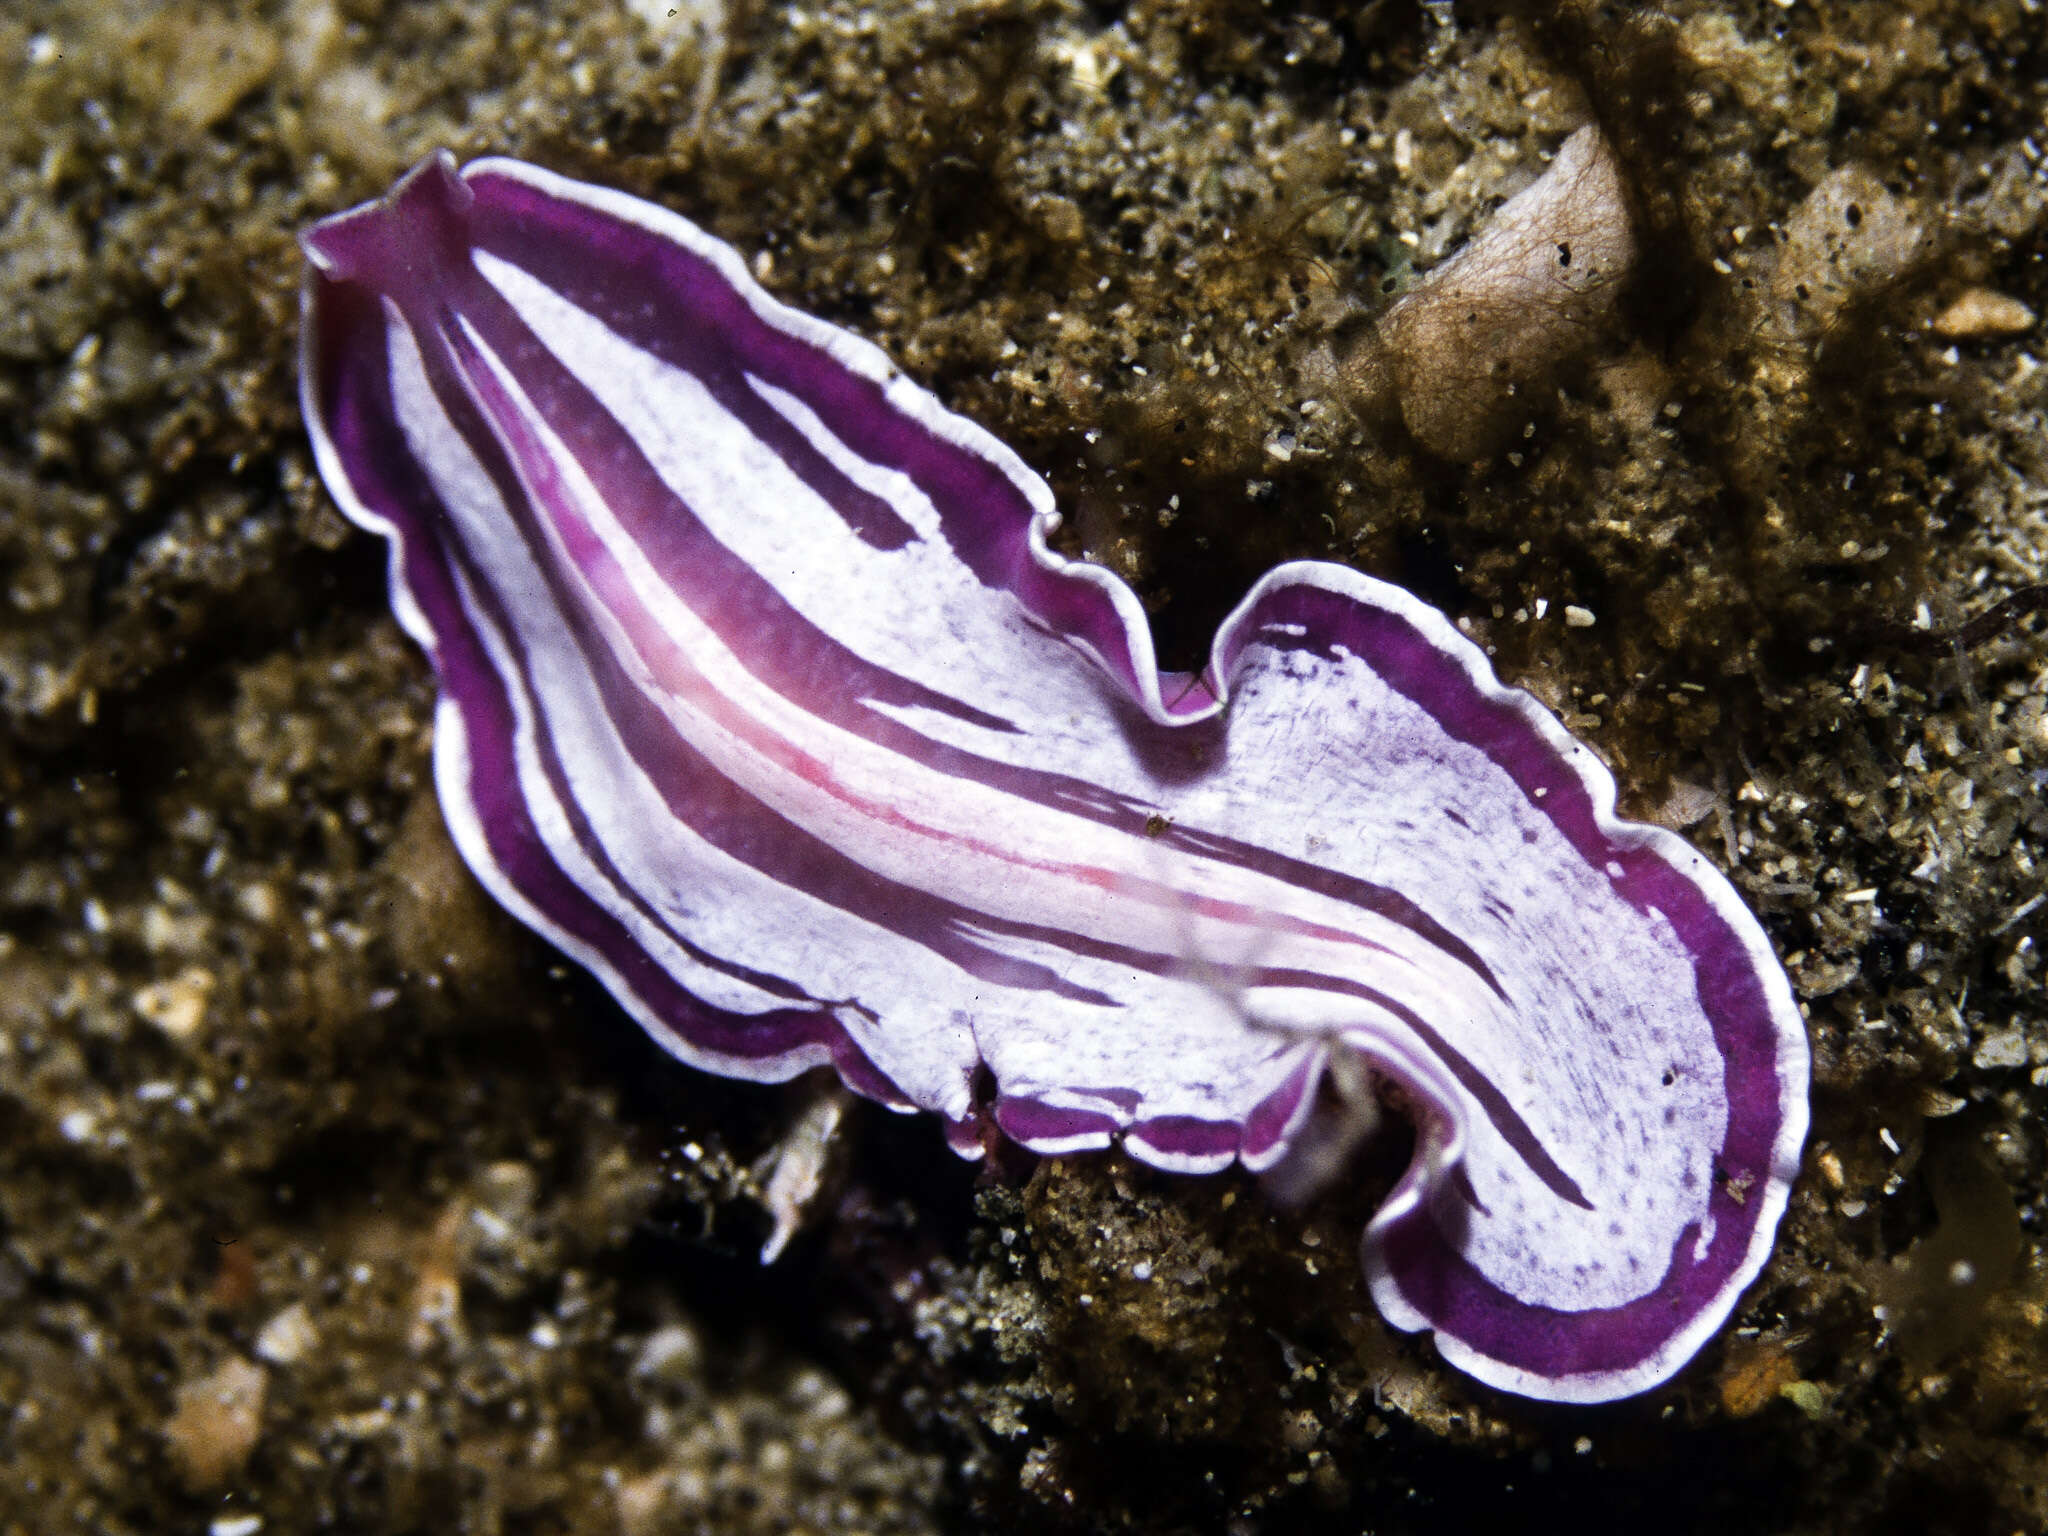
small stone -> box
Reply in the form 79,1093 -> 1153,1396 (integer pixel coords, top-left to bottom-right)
1564,605 -> 1596,629
1033,194 -> 1086,245
1768,165 -> 1924,342
407,1204 -> 467,1352
253,1302 -> 319,1366
1778,1379 -> 1828,1418
1917,1087 -> 1966,1118
0,188 -> 91,360
132,966 -> 216,1041
163,1357 -> 267,1492
1931,288 -> 2035,340
756,1091 -> 847,1262
1972,1027 -> 2028,1071
1815,1148 -> 1845,1190
632,1321 -> 705,1385
1718,1338 -> 1799,1416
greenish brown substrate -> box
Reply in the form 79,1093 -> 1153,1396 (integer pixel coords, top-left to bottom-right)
1,2 -> 2043,1532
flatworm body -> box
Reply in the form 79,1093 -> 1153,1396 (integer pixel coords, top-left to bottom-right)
300,153 -> 1809,1403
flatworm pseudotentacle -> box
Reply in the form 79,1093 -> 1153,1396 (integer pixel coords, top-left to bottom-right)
298,151 -> 1810,1404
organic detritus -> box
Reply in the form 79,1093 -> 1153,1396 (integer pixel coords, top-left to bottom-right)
1341,125 -> 1638,462
1764,163 -> 1926,348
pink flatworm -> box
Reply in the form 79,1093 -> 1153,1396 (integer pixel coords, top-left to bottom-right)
298,152 -> 1809,1403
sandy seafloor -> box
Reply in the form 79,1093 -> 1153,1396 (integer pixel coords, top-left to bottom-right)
1,1 -> 2045,1531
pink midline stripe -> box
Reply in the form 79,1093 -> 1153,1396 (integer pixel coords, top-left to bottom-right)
430,258 -> 1604,1211
459,186 -> 1510,982
445,317 -> 1425,989
428,318 -> 1128,1007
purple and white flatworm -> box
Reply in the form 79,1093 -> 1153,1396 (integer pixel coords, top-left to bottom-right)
298,152 -> 1809,1404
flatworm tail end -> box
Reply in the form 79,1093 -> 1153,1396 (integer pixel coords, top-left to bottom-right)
1212,564 -> 1809,1402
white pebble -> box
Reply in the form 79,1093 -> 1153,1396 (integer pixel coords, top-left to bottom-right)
1973,1027 -> 2028,1070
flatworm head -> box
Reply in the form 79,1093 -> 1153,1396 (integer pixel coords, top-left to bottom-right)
299,151 -> 1810,1403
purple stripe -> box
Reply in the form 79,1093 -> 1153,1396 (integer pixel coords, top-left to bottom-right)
457,278 -> 1523,1004
337,178 -> 1516,1011
415,307 -> 1129,1011
420,251 -> 1506,1011
896,876 -> 1567,1203
1129,1115 -> 1241,1162
309,282 -> 884,1082
1240,1051 -> 1320,1162
464,166 -> 1156,707
518,635 -> 822,1008
1232,584 -> 1786,1372
1163,823 -> 1509,1005
1251,966 -> 1591,1210
469,181 -> 920,555
448,262 -> 1020,737
374,309 -> 851,1012
1242,585 -> 1784,1163
994,1097 -> 1119,1148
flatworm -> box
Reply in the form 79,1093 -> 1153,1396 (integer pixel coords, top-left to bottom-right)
299,152 -> 1809,1404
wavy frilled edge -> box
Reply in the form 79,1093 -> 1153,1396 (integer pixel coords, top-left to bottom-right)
299,152 -> 1809,1404
298,154 -> 1290,1127
1205,568 -> 1810,1403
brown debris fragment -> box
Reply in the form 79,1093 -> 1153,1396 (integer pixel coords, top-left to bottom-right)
162,1356 -> 267,1493
1343,125 -> 1637,461
1765,163 -> 1925,344
130,964 -> 216,1042
406,1201 -> 468,1354
129,10 -> 282,134
1716,1337 -> 1801,1418
1931,287 -> 2037,341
